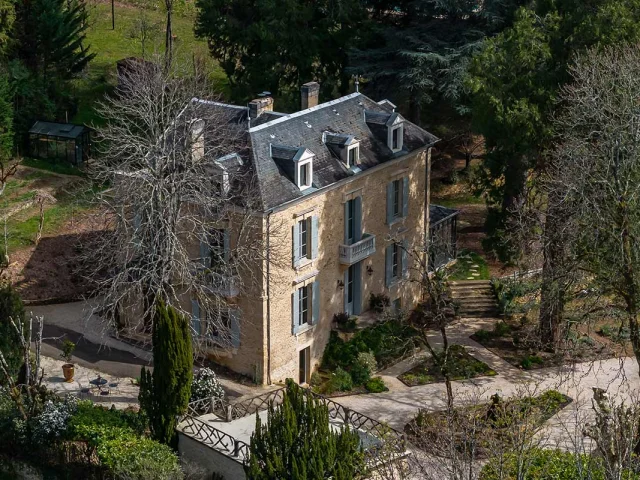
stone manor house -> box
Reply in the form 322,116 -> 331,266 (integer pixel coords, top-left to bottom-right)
127,82 -> 458,385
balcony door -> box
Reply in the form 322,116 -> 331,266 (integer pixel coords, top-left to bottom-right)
299,346 -> 310,384
344,262 -> 362,316
344,197 -> 362,245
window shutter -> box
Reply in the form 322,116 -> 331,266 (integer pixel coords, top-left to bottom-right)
191,299 -> 201,336
354,196 -> 362,242
402,239 -> 409,279
223,229 -> 230,261
230,308 -> 241,348
353,263 -> 362,315
312,281 -> 320,325
385,244 -> 393,287
310,216 -> 319,260
344,201 -> 349,244
343,269 -> 349,313
292,223 -> 300,267
292,289 -> 300,334
402,177 -> 409,217
386,183 -> 393,224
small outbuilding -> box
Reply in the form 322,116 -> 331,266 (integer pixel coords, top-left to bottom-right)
28,121 -> 92,166
429,205 -> 459,270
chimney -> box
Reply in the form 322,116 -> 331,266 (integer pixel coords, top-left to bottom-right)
301,82 -> 320,110
248,96 -> 274,119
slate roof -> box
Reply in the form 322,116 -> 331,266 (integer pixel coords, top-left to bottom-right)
197,92 -> 439,211
29,121 -> 89,140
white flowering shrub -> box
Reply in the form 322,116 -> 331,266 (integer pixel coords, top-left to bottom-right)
31,395 -> 78,444
190,368 -> 225,402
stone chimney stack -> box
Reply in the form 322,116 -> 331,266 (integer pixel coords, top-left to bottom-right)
248,96 -> 274,119
301,82 -> 320,110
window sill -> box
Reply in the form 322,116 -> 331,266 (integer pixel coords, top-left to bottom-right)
294,258 -> 314,271
293,323 -> 315,337
388,217 -> 404,227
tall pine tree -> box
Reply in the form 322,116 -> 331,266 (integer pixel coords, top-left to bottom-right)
139,301 -> 193,449
245,379 -> 364,480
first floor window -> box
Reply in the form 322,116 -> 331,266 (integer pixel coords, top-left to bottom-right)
392,243 -> 400,279
299,219 -> 308,259
298,285 -> 309,326
392,179 -> 402,218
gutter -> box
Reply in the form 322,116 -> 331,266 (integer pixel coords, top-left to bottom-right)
266,209 -> 273,385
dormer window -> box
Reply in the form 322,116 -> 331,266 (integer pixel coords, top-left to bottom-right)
390,125 -> 403,152
294,149 -> 314,191
347,145 -> 359,167
299,162 -> 311,188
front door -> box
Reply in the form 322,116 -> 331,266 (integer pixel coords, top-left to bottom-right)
299,346 -> 310,384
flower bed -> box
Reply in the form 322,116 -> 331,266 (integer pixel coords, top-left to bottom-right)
398,345 -> 497,386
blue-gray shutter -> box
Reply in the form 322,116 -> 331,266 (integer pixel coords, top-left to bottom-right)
292,223 -> 300,267
311,216 -> 319,259
402,177 -> 409,217
402,239 -> 409,279
353,263 -> 362,315
385,244 -> 393,287
223,229 -> 230,261
343,269 -> 349,313
354,196 -> 362,242
191,299 -> 201,336
312,281 -> 320,325
344,202 -> 350,244
292,289 -> 300,334
200,240 -> 211,268
230,308 -> 240,348
386,183 -> 394,224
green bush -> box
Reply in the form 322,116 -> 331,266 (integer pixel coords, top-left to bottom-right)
67,401 -> 147,438
479,448 -> 607,480
369,293 -> 390,313
493,321 -> 511,337
349,362 -> 371,385
310,372 -> 323,387
365,377 -> 388,393
329,367 -> 353,392
520,355 -> 544,370
356,351 -> 377,373
0,284 -> 26,381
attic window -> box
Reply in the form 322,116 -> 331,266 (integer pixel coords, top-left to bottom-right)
299,162 -> 311,189
347,145 -> 359,167
389,125 -> 404,153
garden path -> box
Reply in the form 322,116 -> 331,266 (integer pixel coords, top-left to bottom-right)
337,316 -> 640,447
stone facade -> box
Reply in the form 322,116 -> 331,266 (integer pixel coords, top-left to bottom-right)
205,148 -> 429,384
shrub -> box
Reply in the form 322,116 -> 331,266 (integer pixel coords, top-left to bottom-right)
479,448 -> 605,480
356,351 -> 377,374
365,377 -> 387,393
329,367 -> 353,392
67,401 -> 147,438
520,355 -> 544,370
31,395 -> 78,444
190,367 -> 225,402
310,372 -> 323,387
369,293 -> 390,313
349,362 -> 371,385
493,321 -> 511,337
333,312 -> 350,326
0,284 -> 26,381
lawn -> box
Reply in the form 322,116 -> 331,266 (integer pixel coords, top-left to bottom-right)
73,0 -> 228,125
398,345 -> 496,386
449,249 -> 490,280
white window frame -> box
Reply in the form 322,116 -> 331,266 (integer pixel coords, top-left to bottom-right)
296,159 -> 313,190
392,179 -> 402,218
298,284 -> 310,327
298,218 -> 308,259
389,124 -> 404,153
347,144 -> 359,167
391,242 -> 400,279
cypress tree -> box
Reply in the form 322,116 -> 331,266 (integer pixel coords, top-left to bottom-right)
139,301 -> 193,449
245,379 -> 364,480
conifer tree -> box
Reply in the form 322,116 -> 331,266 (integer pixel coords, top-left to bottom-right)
138,301 -> 193,449
245,379 -> 364,480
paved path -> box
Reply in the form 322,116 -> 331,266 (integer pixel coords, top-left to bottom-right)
338,318 -> 640,436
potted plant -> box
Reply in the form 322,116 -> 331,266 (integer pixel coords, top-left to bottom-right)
60,339 -> 76,382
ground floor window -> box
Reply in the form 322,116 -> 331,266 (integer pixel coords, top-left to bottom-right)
299,346 -> 310,384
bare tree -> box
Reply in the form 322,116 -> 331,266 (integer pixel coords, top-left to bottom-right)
128,13 -> 160,59
543,44 -> 640,375
33,189 -> 56,246
86,57 -> 281,350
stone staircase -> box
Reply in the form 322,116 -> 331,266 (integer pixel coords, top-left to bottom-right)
449,280 -> 500,318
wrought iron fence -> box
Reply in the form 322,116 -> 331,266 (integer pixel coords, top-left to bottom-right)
179,415 -> 250,461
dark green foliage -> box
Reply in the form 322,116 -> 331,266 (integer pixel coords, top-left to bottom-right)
598,325 -> 630,342
0,0 -> 14,53
520,355 -> 544,370
66,401 -> 147,438
194,0 -> 367,110
479,449 -> 608,479
333,312 -> 357,332
0,69 -> 12,161
369,293 -> 390,314
468,0 -> 640,262
139,301 -> 193,449
364,377 -> 387,393
330,367 -> 353,392
0,283 -> 25,382
245,379 -> 364,480
492,278 -> 540,315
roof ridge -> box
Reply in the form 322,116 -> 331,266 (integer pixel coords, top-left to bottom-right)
248,92 -> 362,133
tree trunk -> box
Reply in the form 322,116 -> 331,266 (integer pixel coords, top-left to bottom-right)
164,8 -> 172,67
440,326 -> 454,412
620,208 -> 640,378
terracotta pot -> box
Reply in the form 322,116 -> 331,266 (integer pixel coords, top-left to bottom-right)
62,363 -> 75,382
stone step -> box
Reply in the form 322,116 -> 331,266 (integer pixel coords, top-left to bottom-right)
451,289 -> 494,296
458,308 -> 500,316
454,298 -> 498,306
449,280 -> 492,286
450,284 -> 493,292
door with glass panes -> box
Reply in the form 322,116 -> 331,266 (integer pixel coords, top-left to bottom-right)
344,262 -> 362,316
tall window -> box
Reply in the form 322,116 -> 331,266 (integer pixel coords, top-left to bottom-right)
299,163 -> 310,188
210,229 -> 225,270
392,179 -> 402,218
298,285 -> 309,326
392,243 -> 400,279
348,146 -> 358,167
346,199 -> 354,244
298,219 -> 308,259
392,127 -> 400,150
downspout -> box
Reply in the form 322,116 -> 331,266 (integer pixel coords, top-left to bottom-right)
266,209 -> 273,385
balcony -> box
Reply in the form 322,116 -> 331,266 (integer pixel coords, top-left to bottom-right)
195,265 -> 240,297
339,234 -> 376,265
